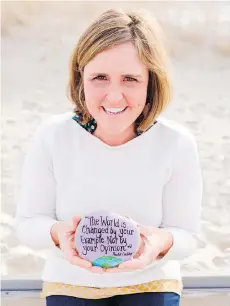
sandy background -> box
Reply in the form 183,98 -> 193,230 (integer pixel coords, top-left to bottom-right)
1,1 -> 230,278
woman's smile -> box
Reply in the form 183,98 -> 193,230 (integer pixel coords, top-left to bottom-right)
102,106 -> 128,116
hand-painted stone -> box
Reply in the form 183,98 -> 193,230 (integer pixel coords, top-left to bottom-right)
75,211 -> 140,268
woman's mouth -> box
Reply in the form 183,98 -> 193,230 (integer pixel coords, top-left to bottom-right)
102,106 -> 127,116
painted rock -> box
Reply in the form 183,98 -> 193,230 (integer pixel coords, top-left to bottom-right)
75,210 -> 140,268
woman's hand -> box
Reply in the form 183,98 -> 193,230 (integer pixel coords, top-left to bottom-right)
105,224 -> 174,273
50,216 -> 92,269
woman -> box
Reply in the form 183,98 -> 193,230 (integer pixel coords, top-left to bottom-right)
16,8 -> 202,306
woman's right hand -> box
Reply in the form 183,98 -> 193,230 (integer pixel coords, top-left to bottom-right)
50,215 -> 92,269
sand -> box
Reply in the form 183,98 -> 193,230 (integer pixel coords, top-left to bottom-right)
1,1 -> 230,278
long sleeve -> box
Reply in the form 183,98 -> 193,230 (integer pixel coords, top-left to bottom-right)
15,121 -> 58,250
159,131 -> 203,261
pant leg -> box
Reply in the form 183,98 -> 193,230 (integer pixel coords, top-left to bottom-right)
112,292 -> 180,306
46,295 -> 110,306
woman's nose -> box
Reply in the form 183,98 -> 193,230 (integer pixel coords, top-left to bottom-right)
106,91 -> 124,104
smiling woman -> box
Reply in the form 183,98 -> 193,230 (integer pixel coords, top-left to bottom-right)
15,8 -> 202,306
82,42 -> 149,145
68,8 -> 171,146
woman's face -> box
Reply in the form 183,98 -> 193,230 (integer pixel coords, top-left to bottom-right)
82,42 -> 149,135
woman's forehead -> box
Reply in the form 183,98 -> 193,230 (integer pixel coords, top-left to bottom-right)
84,43 -> 148,76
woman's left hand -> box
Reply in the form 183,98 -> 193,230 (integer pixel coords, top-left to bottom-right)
105,223 -> 174,273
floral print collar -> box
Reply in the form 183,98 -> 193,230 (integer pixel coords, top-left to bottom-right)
72,114 -> 157,137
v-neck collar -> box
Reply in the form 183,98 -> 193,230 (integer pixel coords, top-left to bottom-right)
72,113 -> 159,150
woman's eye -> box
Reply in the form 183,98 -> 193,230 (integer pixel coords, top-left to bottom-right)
94,75 -> 106,80
125,77 -> 137,82
93,76 -> 137,82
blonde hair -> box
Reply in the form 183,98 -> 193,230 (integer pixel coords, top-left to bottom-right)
67,8 -> 171,133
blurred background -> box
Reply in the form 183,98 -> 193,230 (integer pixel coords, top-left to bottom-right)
1,1 -> 230,279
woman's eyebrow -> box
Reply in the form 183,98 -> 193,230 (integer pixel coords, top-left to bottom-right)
89,73 -> 143,78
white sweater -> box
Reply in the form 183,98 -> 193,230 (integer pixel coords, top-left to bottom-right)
16,112 -> 202,287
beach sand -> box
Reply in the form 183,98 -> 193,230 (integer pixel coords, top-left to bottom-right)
1,1 -> 230,278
